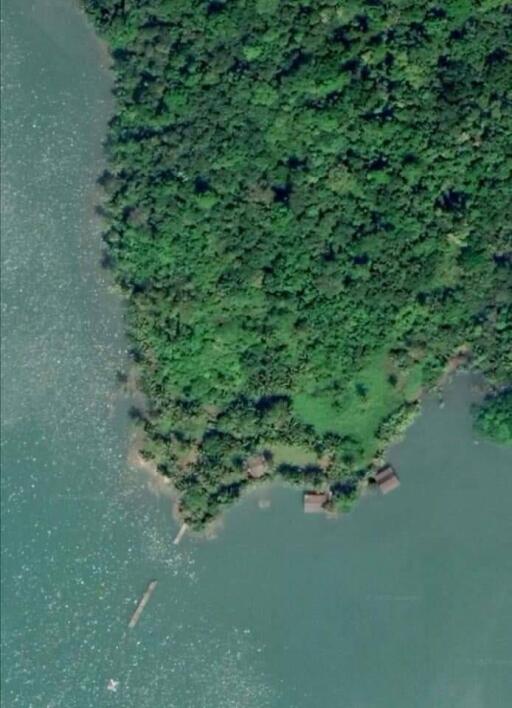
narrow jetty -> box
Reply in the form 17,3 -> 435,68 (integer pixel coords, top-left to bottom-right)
173,522 -> 188,545
128,580 -> 158,629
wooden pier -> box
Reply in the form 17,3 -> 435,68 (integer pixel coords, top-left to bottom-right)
128,580 -> 158,629
173,522 -> 188,545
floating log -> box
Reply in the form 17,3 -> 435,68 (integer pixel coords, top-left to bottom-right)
128,580 -> 158,629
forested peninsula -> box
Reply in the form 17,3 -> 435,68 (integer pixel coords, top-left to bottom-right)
84,0 -> 512,527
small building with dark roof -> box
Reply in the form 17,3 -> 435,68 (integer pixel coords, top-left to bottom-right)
374,465 -> 400,495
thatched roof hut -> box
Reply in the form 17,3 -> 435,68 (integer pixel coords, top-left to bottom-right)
245,454 -> 269,479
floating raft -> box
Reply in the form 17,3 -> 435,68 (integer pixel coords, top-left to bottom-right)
128,580 -> 158,629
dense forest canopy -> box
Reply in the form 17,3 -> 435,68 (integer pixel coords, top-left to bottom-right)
84,0 -> 512,526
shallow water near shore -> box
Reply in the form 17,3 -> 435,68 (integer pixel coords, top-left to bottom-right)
2,2 -> 512,707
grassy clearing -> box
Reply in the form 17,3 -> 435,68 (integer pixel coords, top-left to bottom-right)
268,442 -> 320,467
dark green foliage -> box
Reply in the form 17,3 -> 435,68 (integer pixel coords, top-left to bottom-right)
84,0 -> 512,526
277,463 -> 326,488
329,477 -> 360,512
473,390 -> 512,445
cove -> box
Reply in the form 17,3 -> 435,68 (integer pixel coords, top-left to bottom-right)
1,2 -> 511,708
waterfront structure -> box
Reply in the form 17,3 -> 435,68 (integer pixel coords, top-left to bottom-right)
303,491 -> 329,513
374,465 -> 400,495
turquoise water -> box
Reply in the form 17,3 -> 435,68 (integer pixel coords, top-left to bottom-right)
1,2 -> 512,707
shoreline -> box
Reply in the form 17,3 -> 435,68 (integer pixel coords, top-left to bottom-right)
125,362 -> 491,538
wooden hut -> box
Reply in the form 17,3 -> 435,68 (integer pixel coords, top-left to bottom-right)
374,465 -> 400,495
245,454 -> 268,479
303,491 -> 329,513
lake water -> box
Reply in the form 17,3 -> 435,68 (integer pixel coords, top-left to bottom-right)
1,2 -> 511,707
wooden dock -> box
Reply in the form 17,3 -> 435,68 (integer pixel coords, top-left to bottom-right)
128,580 -> 158,629
173,522 -> 188,545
